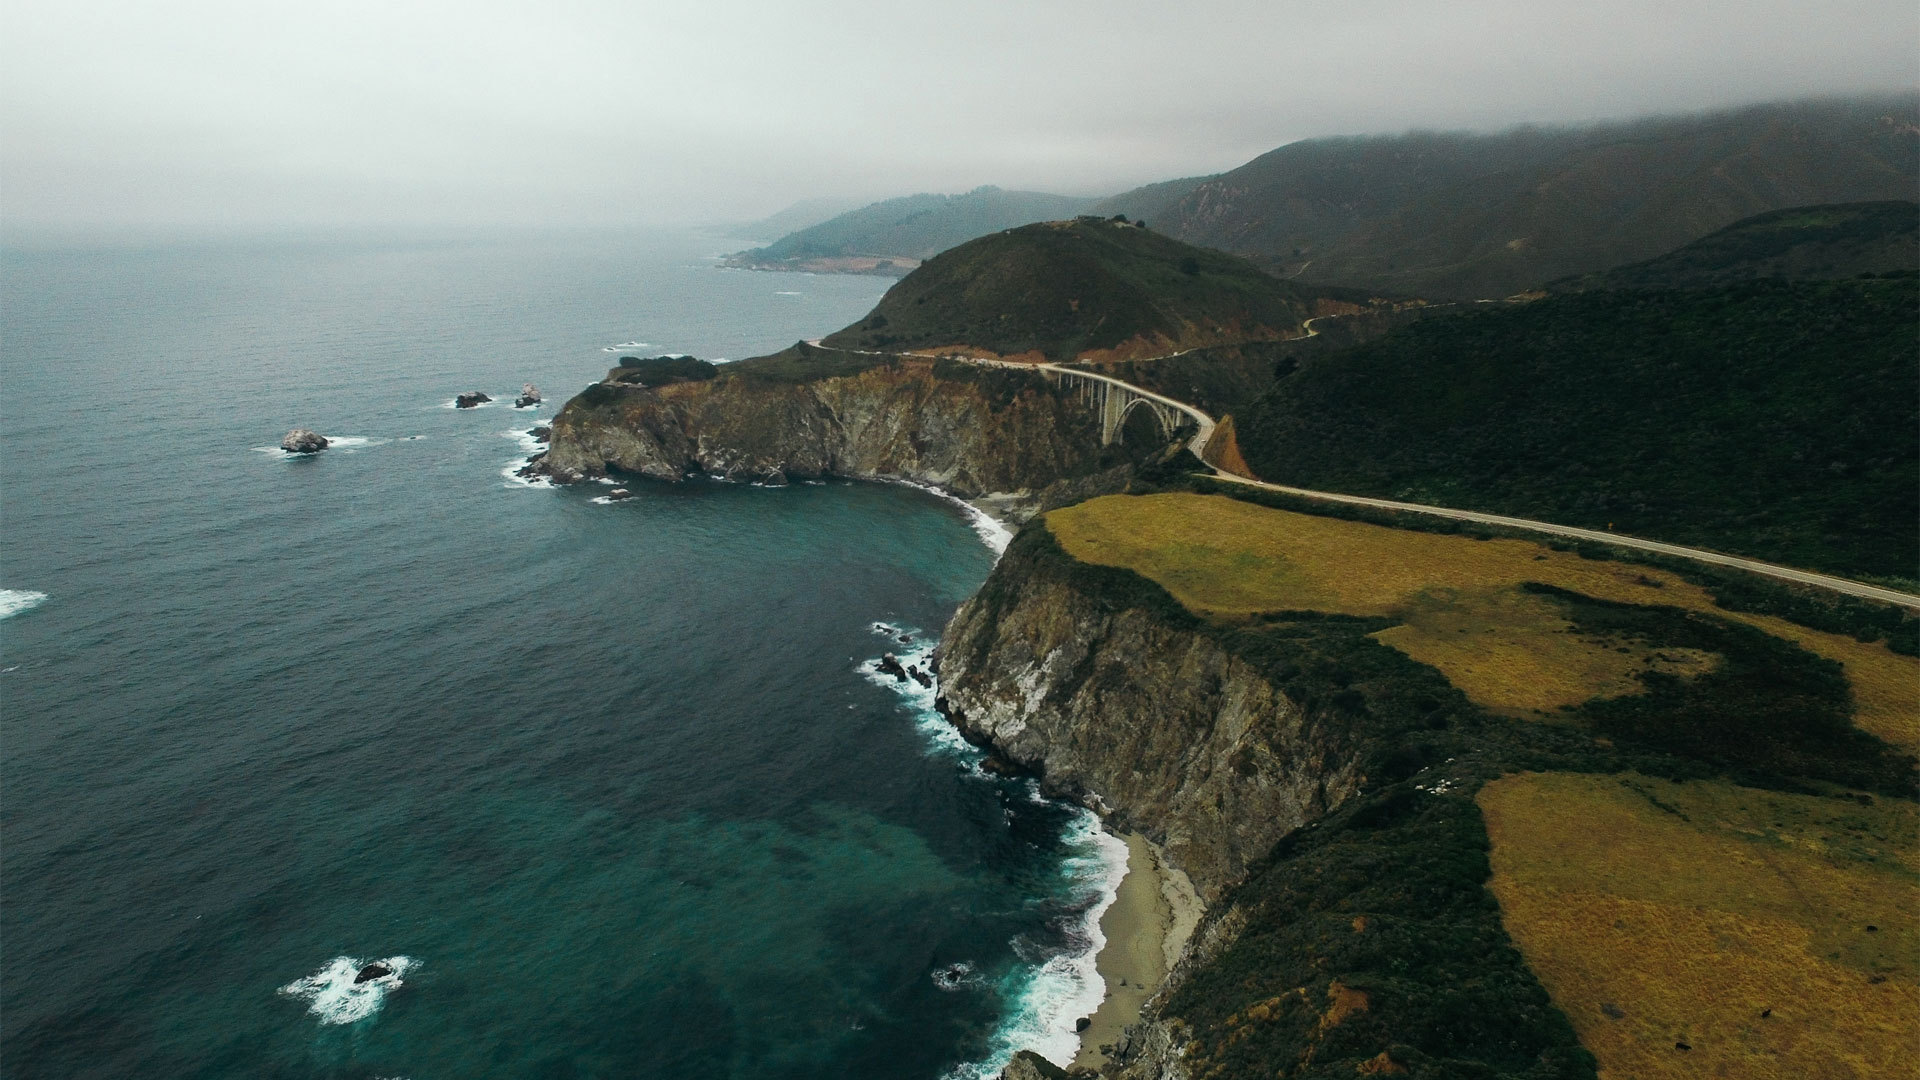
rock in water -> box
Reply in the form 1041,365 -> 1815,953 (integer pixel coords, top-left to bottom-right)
353,962 -> 393,984
530,426 -> 551,443
515,383 -> 542,408
455,391 -> 491,409
280,429 -> 329,453
877,653 -> 909,682
606,488 -> 633,501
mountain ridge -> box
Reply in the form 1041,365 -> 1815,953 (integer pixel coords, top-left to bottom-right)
1096,96 -> 1920,298
816,217 -> 1324,363
726,185 -> 1099,276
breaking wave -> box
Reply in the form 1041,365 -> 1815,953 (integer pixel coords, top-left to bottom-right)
279,955 -> 418,1026
859,621 -> 1126,1076
0,590 -> 49,620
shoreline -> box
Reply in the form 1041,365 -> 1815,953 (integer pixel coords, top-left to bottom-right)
1070,834 -> 1203,1071
522,455 -> 1195,1074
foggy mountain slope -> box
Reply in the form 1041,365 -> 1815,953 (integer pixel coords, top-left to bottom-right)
1098,96 -> 1920,299
1547,200 -> 1919,291
729,186 -> 1099,273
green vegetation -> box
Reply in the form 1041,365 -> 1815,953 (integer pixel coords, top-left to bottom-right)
996,494 -> 1917,1078
819,218 -> 1313,362
609,355 -> 719,384
1171,789 -> 1596,1080
1073,342 -> 1292,419
1096,97 -> 1920,299
1185,476 -> 1919,656
1047,492 -> 1918,757
719,341 -> 899,384
1233,277 -> 1920,580
1536,585 -> 1907,795
734,185 -> 1096,265
1550,201 -> 1918,291
1070,306 -> 1435,419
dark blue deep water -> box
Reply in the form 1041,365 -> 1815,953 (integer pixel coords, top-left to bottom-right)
0,231 -> 1123,1079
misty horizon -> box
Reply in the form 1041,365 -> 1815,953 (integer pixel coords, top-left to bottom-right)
3,0 -> 1916,235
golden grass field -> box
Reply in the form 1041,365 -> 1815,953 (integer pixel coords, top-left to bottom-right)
1045,493 -> 1918,746
1479,772 -> 1919,1079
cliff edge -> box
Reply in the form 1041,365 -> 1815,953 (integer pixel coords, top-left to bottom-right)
531,351 -> 1165,512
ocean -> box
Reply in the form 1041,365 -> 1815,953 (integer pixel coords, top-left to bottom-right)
0,229 -> 1125,1079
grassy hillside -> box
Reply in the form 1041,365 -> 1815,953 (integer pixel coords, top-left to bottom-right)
1098,97 -> 1919,299
1027,492 -> 1916,1078
1480,771 -> 1917,1079
819,218 -> 1315,362
1231,277 -> 1919,581
733,186 -> 1097,266
1550,200 -> 1919,291
1049,493 -> 1917,755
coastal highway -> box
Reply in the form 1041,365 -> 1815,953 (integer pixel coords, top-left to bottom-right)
801,341 -> 1920,611
1203,470 -> 1920,611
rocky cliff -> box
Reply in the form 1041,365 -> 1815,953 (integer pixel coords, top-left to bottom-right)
939,527 -> 1383,1079
937,529 -> 1367,905
533,357 -> 1140,511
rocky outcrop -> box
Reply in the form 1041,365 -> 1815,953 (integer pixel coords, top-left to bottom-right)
944,529 -> 1378,1079
533,359 -> 1133,512
515,384 -> 542,408
999,1050 -> 1073,1080
936,530 -> 1364,905
455,391 -> 491,409
280,429 -> 328,453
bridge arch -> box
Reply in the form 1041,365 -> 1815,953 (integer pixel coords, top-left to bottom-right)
1115,393 -> 1179,445
1044,368 -> 1188,446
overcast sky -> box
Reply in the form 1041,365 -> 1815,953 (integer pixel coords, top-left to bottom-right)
3,0 -> 1914,231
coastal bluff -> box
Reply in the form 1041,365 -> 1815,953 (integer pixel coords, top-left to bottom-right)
938,528 -> 1363,905
531,351 -> 1155,511
939,524 -> 1371,1079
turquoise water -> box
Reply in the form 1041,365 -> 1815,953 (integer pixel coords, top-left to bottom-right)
0,231 -> 1122,1079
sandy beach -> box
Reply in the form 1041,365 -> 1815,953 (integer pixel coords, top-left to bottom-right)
1071,834 -> 1203,1070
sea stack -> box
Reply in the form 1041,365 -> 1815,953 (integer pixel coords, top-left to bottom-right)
515,384 -> 542,408
455,391 -> 491,409
280,429 -> 329,453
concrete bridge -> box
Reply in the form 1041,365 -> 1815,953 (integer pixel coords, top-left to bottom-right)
957,357 -> 1214,457
1044,367 -> 1191,446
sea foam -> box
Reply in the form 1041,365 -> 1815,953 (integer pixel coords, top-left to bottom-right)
250,436 -> 387,458
964,815 -> 1125,1075
860,622 -> 1127,1075
278,955 -> 418,1025
858,623 -> 972,759
0,590 -> 49,620
886,480 -> 1013,556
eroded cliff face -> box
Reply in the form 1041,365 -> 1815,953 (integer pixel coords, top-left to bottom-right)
936,531 -> 1364,906
534,359 -> 1120,503
943,531 -> 1378,1079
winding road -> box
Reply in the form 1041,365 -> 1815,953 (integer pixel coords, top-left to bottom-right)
800,340 -> 1920,610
